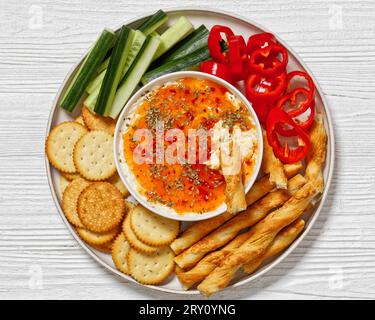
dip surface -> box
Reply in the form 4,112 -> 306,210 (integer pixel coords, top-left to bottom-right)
123,77 -> 258,214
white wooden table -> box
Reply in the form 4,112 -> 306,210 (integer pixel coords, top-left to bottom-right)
1,0 -> 374,300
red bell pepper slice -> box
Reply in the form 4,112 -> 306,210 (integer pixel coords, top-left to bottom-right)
276,87 -> 311,117
200,60 -> 233,84
245,72 -> 287,107
248,43 -> 288,77
208,25 -> 234,64
266,107 -> 311,164
245,72 -> 287,125
247,32 -> 277,54
276,99 -> 316,136
287,70 -> 315,94
228,35 -> 248,81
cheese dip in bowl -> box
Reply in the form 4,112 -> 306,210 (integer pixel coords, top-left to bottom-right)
114,71 -> 263,221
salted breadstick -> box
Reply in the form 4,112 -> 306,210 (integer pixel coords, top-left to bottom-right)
174,174 -> 306,269
197,180 -> 319,297
284,162 -> 303,177
222,135 -> 247,214
306,115 -> 327,192
170,164 -> 303,255
176,230 -> 253,289
262,130 -> 287,189
177,218 -> 304,289
242,218 -> 305,274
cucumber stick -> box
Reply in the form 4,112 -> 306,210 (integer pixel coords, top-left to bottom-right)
138,9 -> 168,35
94,26 -> 135,116
141,46 -> 210,85
153,25 -> 209,65
84,30 -> 146,108
86,69 -> 105,94
152,16 -> 194,61
60,28 -> 115,112
122,30 -> 146,75
109,35 -> 161,119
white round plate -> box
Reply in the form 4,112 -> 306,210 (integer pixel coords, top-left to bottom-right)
45,7 -> 335,295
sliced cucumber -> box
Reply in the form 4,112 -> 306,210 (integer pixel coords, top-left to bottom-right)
86,69 -> 105,94
83,88 -> 97,111
84,30 -> 146,108
122,30 -> 146,76
109,35 -> 161,119
152,25 -> 209,65
94,26 -> 135,116
60,28 -> 115,112
97,56 -> 110,73
152,16 -> 194,61
141,46 -> 210,84
138,9 -> 168,35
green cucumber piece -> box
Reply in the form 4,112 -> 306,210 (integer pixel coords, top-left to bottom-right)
83,88 -> 97,111
138,9 -> 168,35
109,35 -> 161,119
141,46 -> 210,85
86,69 -> 105,94
94,26 -> 135,116
97,56 -> 110,73
152,16 -> 194,61
84,30 -> 146,108
122,30 -> 146,76
60,28 -> 115,112
152,25 -> 209,65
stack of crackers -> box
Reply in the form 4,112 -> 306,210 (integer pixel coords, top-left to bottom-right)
46,107 -> 179,285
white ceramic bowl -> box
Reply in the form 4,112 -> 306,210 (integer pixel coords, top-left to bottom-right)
114,71 -> 263,221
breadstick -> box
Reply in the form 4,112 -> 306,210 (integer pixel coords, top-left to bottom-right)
306,115 -> 327,192
222,135 -> 247,214
170,164 -> 303,255
197,180 -> 319,297
242,218 -> 305,274
283,162 -> 303,177
262,130 -> 287,189
177,218 -> 304,289
174,174 -> 306,269
177,230 -> 253,289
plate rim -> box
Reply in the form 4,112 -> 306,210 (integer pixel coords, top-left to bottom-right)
45,6 -> 335,296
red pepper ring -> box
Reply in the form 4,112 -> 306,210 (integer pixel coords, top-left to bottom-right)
208,25 -> 235,64
249,43 -> 288,77
276,100 -> 316,137
287,70 -> 315,103
200,60 -> 233,84
245,72 -> 287,106
266,107 -> 311,164
276,87 -> 311,117
228,35 -> 248,81
247,32 -> 277,54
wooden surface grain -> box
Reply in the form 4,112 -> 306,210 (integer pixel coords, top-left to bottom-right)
1,0 -> 375,300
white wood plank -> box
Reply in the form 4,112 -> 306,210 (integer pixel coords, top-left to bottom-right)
0,0 -> 375,300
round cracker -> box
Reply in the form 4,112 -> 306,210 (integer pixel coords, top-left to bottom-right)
90,240 -> 113,253
61,171 -> 81,181
81,106 -> 116,135
122,213 -> 158,254
62,178 -> 90,228
59,175 -> 70,196
76,226 -> 119,246
130,206 -> 179,247
112,233 -> 131,275
75,115 -> 87,128
78,182 -> 125,232
46,122 -> 88,173
73,130 -> 116,181
107,173 -> 129,196
128,246 -> 175,285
